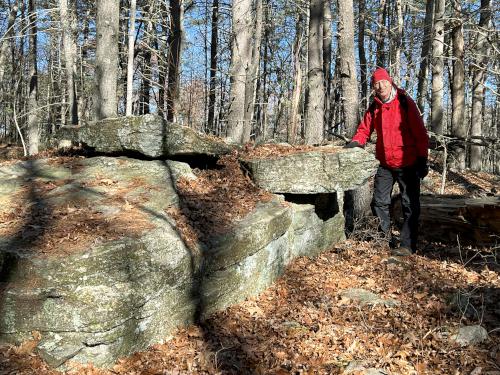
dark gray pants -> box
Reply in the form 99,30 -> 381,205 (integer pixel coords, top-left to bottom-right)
372,165 -> 421,251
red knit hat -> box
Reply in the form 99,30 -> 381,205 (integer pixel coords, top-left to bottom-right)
371,68 -> 392,86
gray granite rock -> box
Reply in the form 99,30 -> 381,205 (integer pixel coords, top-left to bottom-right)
241,147 -> 378,193
57,114 -> 234,157
451,325 -> 489,346
0,156 -> 346,369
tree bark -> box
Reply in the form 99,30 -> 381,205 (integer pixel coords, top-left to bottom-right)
242,0 -> 263,140
166,0 -> 184,122
450,0 -> 466,170
431,0 -> 445,134
357,0 -> 368,110
375,0 -> 387,68
337,0 -> 358,136
27,0 -> 39,155
470,0 -> 492,171
227,0 -> 253,143
207,0 -> 219,133
416,0 -> 434,113
125,0 -> 137,116
288,12 -> 304,144
392,0 -> 403,84
95,0 -> 119,120
60,0 -> 78,125
141,4 -> 153,116
323,0 -> 332,130
0,0 -> 19,84
338,0 -> 370,232
305,0 -> 324,145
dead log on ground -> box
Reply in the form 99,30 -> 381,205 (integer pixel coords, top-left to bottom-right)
393,195 -> 500,246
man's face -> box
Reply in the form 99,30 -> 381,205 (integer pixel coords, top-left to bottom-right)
374,80 -> 392,101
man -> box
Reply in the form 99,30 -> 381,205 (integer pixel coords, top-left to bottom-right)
345,67 -> 429,255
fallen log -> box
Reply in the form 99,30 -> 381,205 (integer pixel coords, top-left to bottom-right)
393,195 -> 500,246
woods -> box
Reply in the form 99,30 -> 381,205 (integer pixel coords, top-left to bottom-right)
0,1 -> 499,372
0,0 -> 497,172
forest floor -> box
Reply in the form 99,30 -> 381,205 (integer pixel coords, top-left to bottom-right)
0,145 -> 499,374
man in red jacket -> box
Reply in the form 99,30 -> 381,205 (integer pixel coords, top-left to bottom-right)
345,68 -> 429,255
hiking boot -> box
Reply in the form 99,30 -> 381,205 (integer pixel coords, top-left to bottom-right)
391,246 -> 413,257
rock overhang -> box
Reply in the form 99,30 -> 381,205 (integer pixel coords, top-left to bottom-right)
240,146 -> 379,194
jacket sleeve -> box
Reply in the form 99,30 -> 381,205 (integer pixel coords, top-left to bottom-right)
351,110 -> 374,146
406,97 -> 429,158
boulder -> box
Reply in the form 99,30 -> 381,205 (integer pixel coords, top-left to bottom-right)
57,114 -> 234,157
0,156 -> 345,368
241,146 -> 378,194
450,325 -> 489,346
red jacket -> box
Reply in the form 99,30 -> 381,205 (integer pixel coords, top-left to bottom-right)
352,88 -> 429,169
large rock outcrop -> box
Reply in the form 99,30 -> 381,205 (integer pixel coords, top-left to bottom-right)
241,146 -> 378,193
57,114 -> 234,157
0,156 -> 344,368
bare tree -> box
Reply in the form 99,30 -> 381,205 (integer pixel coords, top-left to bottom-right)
305,0 -> 325,144
125,0 -> 136,116
431,0 -> 445,134
323,0 -> 332,128
391,0 -> 403,83
95,0 -> 119,120
207,0 -> 219,133
416,0 -> 434,113
227,0 -> 253,143
375,0 -> 388,68
450,0 -> 466,170
357,0 -> 368,110
288,12 -> 304,144
27,0 -> 39,155
242,0 -> 263,139
337,0 -> 358,134
60,0 -> 78,125
0,0 -> 19,84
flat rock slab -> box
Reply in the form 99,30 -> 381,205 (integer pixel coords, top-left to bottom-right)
57,114 -> 234,157
340,288 -> 399,307
0,156 -> 345,369
241,147 -> 378,194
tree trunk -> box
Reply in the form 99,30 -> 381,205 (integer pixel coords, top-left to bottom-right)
375,0 -> 387,68
450,0 -> 466,170
125,0 -> 137,116
207,0 -> 219,133
305,0 -> 324,145
288,13 -> 304,144
95,0 -> 119,120
338,0 -> 370,232
141,6 -> 153,116
166,0 -> 183,122
242,0 -> 263,140
431,0 -> 445,134
60,0 -> 78,125
227,0 -> 252,143
416,0 -> 434,113
470,0 -> 492,171
392,0 -> 403,84
27,0 -> 39,155
357,0 -> 368,110
323,0 -> 332,129
337,0 -> 358,135
0,0 -> 19,84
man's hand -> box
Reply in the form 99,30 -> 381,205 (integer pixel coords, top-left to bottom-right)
416,157 -> 429,179
344,141 -> 362,149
